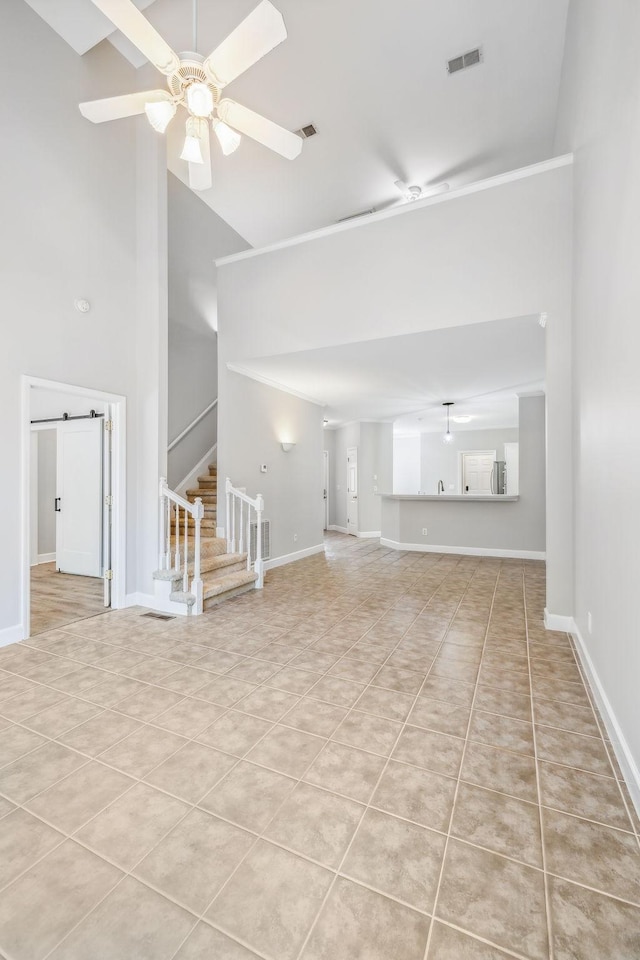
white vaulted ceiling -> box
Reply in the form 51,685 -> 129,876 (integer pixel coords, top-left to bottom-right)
24,0 -> 570,247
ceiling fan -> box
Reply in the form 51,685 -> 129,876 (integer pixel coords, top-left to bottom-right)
393,179 -> 450,203
79,0 -> 302,191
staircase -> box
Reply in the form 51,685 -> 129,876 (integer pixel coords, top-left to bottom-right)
153,466 -> 259,615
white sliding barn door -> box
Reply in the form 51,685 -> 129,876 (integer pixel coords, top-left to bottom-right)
56,419 -> 103,576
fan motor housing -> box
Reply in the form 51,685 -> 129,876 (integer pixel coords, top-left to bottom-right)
168,54 -> 220,105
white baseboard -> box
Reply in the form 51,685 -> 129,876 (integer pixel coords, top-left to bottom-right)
0,624 -> 24,647
125,592 -> 192,617
327,525 -> 347,534
544,609 -> 574,632
356,531 -> 381,539
174,444 -> 217,498
571,620 -> 640,818
380,539 -> 546,560
35,553 -> 55,565
263,544 -> 325,571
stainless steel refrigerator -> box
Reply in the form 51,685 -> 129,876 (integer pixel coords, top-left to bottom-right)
491,460 -> 506,495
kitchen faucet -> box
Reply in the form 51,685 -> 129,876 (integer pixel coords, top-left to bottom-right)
437,480 -> 444,494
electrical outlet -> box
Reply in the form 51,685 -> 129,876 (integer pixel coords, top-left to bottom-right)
373,485 -> 378,493
373,474 -> 377,481
293,533 -> 298,542
260,464 -> 268,473
587,612 -> 593,634
422,528 -> 428,536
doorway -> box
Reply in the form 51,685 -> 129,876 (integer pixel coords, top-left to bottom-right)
22,377 -> 126,639
323,450 -> 329,531
460,450 -> 496,495
347,446 -> 358,535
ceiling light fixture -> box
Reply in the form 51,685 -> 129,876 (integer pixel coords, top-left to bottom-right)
212,118 -> 242,155
78,0 -> 303,193
186,81 -> 213,117
452,415 -> 472,424
144,98 -> 177,132
180,116 -> 206,163
442,402 -> 455,444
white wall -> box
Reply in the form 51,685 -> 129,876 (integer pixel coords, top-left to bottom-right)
383,397 -> 545,554
393,436 -> 421,495
554,0 -> 640,782
0,0 -> 167,637
420,427 -> 519,495
36,431 -> 57,559
217,161 -> 574,615
217,370 -> 325,561
167,173 -> 249,487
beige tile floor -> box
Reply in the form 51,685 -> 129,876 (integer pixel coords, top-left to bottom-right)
1,533 -> 639,959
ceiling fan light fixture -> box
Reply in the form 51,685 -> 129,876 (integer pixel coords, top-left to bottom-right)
213,119 -> 242,155
186,82 -> 214,117
144,99 -> 176,133
180,116 -> 206,163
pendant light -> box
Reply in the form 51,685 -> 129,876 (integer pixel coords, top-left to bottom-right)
442,402 -> 455,444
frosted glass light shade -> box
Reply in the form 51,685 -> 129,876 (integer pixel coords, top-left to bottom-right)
213,119 -> 241,155
180,117 -> 206,164
442,431 -> 455,444
144,99 -> 176,133
186,82 -> 214,117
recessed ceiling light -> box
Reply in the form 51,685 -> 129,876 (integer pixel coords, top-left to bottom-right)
452,415 -> 472,423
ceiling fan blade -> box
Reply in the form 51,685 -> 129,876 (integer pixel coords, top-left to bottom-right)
204,0 -> 287,88
188,125 -> 212,192
218,99 -> 301,159
79,89 -> 171,123
87,0 -> 179,75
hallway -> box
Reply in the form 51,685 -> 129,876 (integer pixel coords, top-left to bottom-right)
0,535 -> 638,959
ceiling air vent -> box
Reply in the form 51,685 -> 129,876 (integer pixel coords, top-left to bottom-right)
447,47 -> 483,75
297,123 -> 318,139
336,208 -> 376,223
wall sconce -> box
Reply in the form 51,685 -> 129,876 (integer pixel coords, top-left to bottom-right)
281,442 -> 296,452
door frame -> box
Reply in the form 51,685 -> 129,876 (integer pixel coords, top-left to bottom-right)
322,450 -> 330,531
458,450 -> 496,495
346,446 -> 358,535
21,376 -> 127,639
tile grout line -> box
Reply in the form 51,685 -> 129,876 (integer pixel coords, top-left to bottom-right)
421,560 -> 503,960
166,555 -> 465,960
524,569 -> 556,960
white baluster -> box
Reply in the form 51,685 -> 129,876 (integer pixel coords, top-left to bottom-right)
231,493 -> 236,554
225,478 -> 231,553
255,494 -> 264,588
239,499 -> 244,555
175,505 -> 181,572
166,496 -> 171,570
159,478 -> 166,569
183,506 -> 188,592
192,497 -> 204,614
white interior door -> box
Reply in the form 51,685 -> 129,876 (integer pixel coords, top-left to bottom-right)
347,446 -> 358,535
56,418 -> 103,576
504,442 -> 519,495
323,450 -> 329,531
462,451 -> 495,495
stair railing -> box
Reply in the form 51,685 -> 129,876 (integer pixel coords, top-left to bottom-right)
159,477 -> 205,613
225,477 -> 265,589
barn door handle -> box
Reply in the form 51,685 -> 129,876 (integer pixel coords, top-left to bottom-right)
54,498 -> 61,512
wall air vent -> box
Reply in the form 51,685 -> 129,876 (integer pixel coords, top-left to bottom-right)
297,123 -> 318,138
336,208 -> 376,223
250,519 -> 271,561
447,47 -> 483,74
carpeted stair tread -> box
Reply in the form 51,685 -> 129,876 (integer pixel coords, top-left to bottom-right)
203,569 -> 258,599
